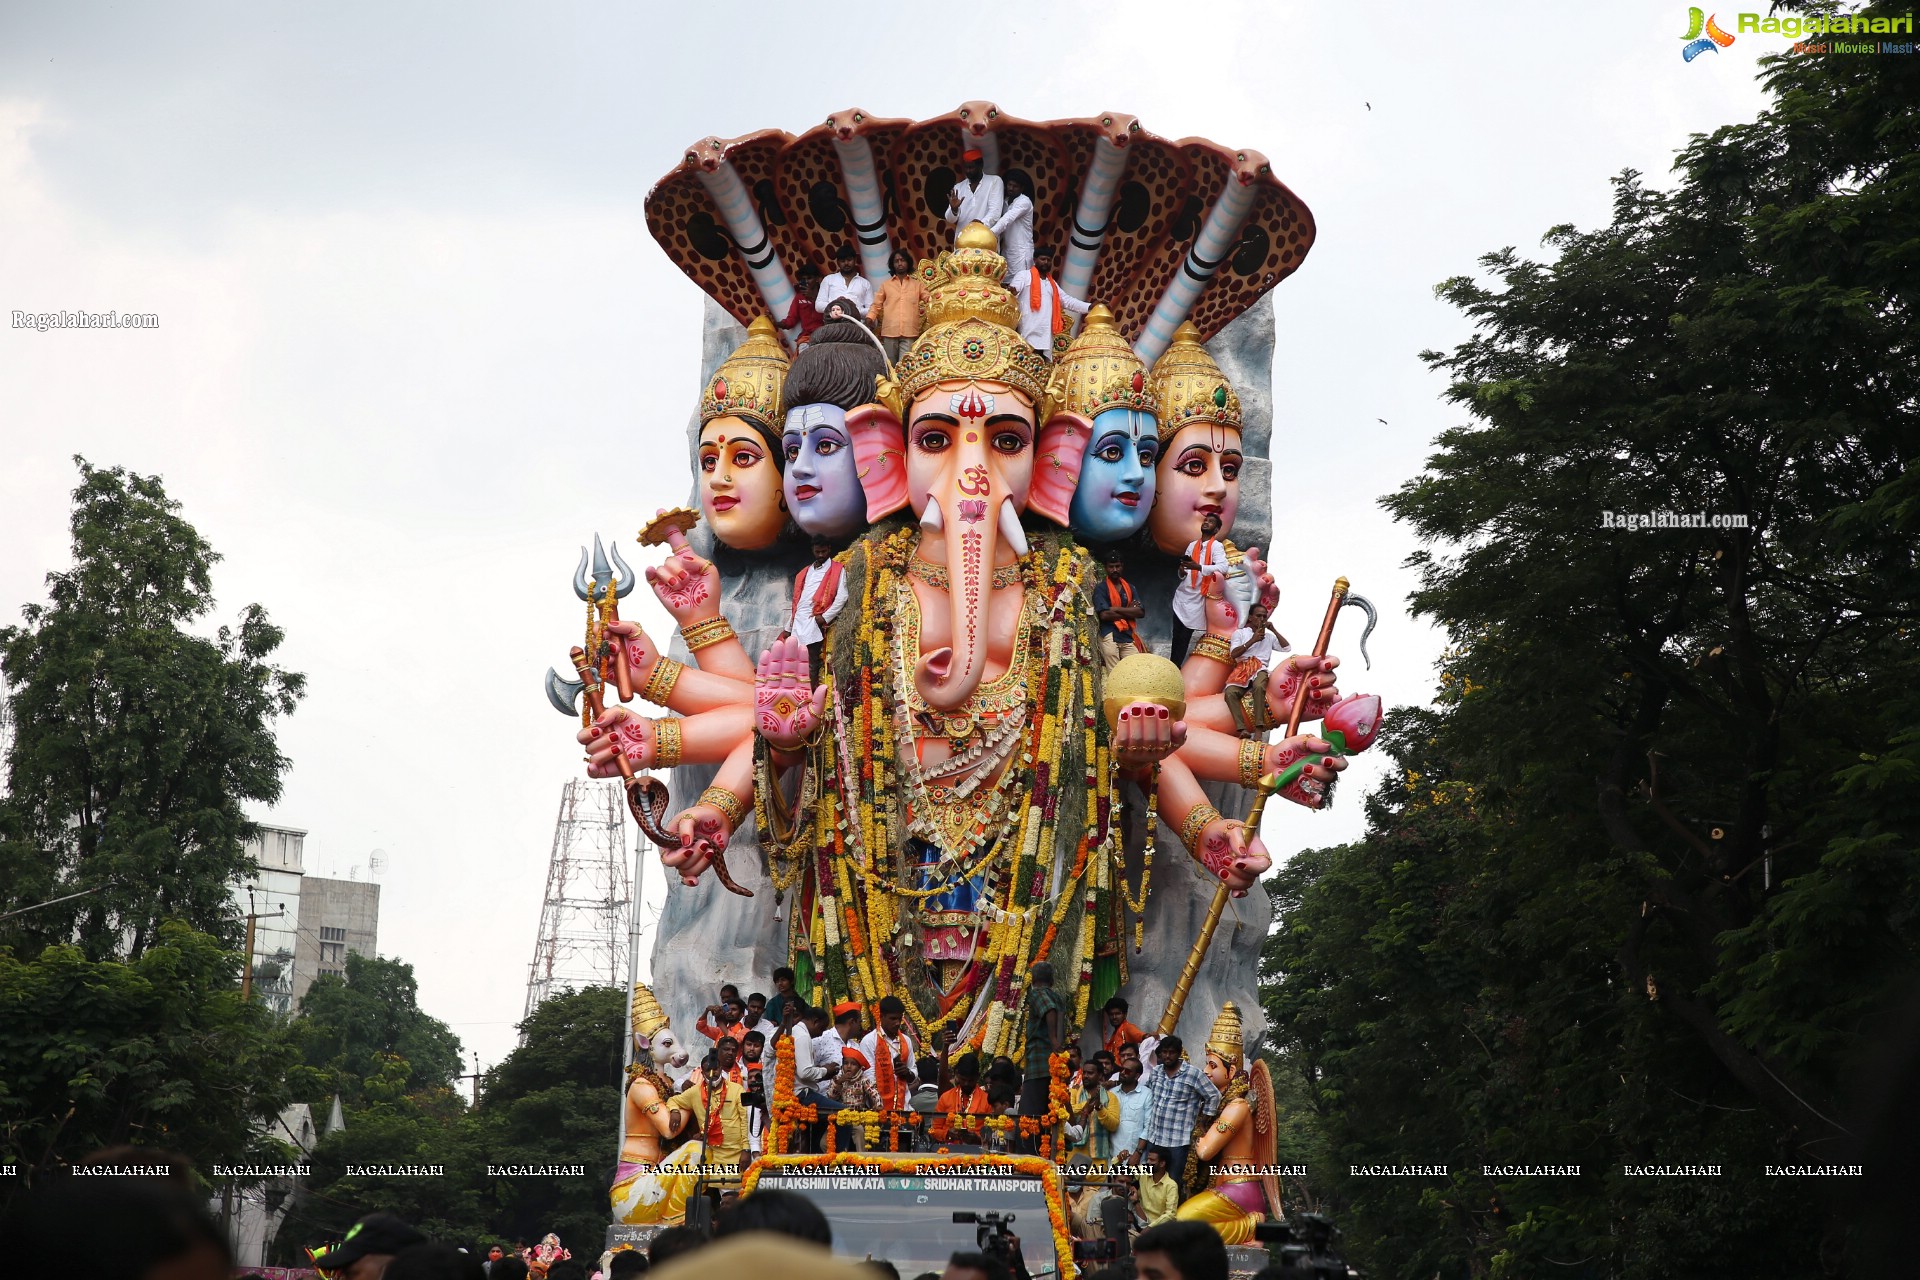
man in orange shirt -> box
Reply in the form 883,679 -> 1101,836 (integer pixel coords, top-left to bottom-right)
867,249 -> 928,366
932,1050 -> 993,1144
1101,997 -> 1147,1061
697,996 -> 749,1046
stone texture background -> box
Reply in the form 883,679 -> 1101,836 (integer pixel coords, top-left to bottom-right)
646,295 -> 1278,1051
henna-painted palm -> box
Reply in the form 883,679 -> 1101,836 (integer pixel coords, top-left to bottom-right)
1199,819 -> 1272,896
578,706 -> 658,777
755,635 -> 828,751
662,804 -> 732,886
605,619 -> 658,692
1112,702 -> 1188,771
644,523 -> 722,627
1265,654 -> 1342,723
1264,733 -> 1346,809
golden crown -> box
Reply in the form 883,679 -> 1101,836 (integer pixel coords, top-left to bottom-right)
1042,304 -> 1159,424
887,222 -> 1051,411
1148,321 -> 1241,444
631,982 -> 670,1038
1205,1000 -> 1245,1065
699,315 -> 790,432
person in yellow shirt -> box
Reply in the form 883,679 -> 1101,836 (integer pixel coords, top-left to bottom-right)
866,249 -> 929,365
668,1037 -> 750,1178
1133,1146 -> 1181,1229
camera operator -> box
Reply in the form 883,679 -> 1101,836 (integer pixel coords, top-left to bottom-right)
949,1212 -> 1031,1280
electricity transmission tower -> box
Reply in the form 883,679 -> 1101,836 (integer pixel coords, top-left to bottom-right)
523,779 -> 641,1024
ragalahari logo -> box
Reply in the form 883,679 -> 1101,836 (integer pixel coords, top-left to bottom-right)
1681,8 -> 1737,59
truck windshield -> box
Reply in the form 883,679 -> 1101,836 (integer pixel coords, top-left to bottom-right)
752,1169 -> 1063,1277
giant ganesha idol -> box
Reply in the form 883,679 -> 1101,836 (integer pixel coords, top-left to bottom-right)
564,106 -> 1366,1077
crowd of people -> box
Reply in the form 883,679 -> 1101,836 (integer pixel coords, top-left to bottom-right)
777,148 -> 1090,364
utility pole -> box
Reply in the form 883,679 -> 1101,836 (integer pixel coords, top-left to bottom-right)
458,1051 -> 485,1107
239,902 -> 285,1003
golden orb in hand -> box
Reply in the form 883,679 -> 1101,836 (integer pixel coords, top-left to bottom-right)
1103,651 -> 1186,729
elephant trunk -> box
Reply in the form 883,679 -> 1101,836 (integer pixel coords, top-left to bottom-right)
913,494 -> 1024,711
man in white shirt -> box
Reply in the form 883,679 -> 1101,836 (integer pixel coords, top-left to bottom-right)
945,148 -> 1004,243
785,536 -> 848,685
815,245 -> 873,319
1008,245 -> 1092,360
857,994 -> 920,1109
1108,1058 -> 1156,1166
1171,512 -> 1228,665
1225,600 -> 1287,735
991,168 -> 1035,280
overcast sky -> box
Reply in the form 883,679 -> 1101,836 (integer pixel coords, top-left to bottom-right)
0,1 -> 1776,1074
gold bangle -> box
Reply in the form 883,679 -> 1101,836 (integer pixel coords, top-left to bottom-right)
1191,633 -> 1234,664
698,786 -> 747,830
1178,803 -> 1223,855
640,657 -> 684,706
682,616 -> 736,652
1238,739 -> 1266,791
654,718 -> 684,769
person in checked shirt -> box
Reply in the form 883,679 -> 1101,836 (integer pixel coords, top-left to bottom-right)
1141,1034 -> 1221,1198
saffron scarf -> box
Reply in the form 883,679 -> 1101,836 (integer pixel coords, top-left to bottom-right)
1187,538 -> 1221,590
1027,268 -> 1064,338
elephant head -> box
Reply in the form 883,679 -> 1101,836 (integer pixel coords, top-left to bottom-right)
889,222 -> 1053,711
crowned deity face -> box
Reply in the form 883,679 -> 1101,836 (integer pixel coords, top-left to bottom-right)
782,404 -> 867,537
1204,1049 -> 1238,1090
1068,407 -> 1160,542
1149,422 -> 1242,554
698,417 -> 785,551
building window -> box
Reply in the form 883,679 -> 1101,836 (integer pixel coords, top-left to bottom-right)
319,942 -> 344,965
320,926 -> 346,942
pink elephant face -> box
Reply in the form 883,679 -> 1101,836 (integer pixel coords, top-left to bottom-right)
1149,422 -> 1242,554
905,380 -> 1037,519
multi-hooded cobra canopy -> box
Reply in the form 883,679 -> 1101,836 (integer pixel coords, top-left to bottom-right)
644,103 -> 1316,365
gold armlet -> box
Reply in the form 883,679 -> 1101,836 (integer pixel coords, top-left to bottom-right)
1191,633 -> 1234,665
682,616 -> 737,652
641,657 -> 684,705
654,718 -> 685,769
1238,739 -> 1266,791
1178,804 -> 1223,855
698,786 -> 747,830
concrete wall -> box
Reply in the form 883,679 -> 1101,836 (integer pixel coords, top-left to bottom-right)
292,876 -> 381,1006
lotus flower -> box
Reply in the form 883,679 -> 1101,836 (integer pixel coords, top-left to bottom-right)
957,498 -> 987,524
1322,692 -> 1383,754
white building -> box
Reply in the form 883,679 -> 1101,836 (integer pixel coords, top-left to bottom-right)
236,824 -> 381,1013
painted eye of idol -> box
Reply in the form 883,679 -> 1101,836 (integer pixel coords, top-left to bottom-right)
1221,451 -> 1242,481
987,414 -> 1031,456
699,446 -> 719,473
731,444 -> 762,469
1175,446 -> 1210,477
811,432 -> 843,457
911,413 -> 957,454
783,436 -> 800,464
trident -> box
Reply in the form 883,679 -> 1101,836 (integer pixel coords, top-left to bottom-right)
544,534 -> 637,718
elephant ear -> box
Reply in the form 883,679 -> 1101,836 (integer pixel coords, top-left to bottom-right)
1029,410 -> 1092,526
848,403 -> 908,520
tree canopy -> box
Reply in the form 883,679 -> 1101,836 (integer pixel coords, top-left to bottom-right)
0,459 -> 305,961
1262,18 -> 1918,1279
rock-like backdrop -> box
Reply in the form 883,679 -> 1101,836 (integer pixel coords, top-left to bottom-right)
647,295 -> 1279,1052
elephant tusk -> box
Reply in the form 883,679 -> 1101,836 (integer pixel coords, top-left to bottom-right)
997,497 -> 1029,557
921,494 -> 945,533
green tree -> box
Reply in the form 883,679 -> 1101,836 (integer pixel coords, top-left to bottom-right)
293,952 -> 465,1104
1263,11 -> 1920,1277
0,921 -> 298,1195
471,985 -> 629,1252
0,459 -> 305,961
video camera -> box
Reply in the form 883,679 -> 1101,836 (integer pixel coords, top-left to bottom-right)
1252,1213 -> 1353,1277
953,1210 -> 1019,1266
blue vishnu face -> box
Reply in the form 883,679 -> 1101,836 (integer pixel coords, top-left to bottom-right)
1068,408 -> 1160,542
782,404 -> 867,537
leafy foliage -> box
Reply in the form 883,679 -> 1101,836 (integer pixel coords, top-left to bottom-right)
293,952 -> 466,1106
0,922 -> 298,1194
0,459 -> 305,960
1263,17 -> 1920,1278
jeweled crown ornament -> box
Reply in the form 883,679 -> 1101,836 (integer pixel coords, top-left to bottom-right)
631,982 -> 670,1039
1149,320 -> 1242,443
888,221 -> 1051,412
700,314 -> 790,432
1042,304 -> 1160,424
1205,999 -> 1246,1067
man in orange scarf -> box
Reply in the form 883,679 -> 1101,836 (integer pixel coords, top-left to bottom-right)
1010,245 -> 1091,360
